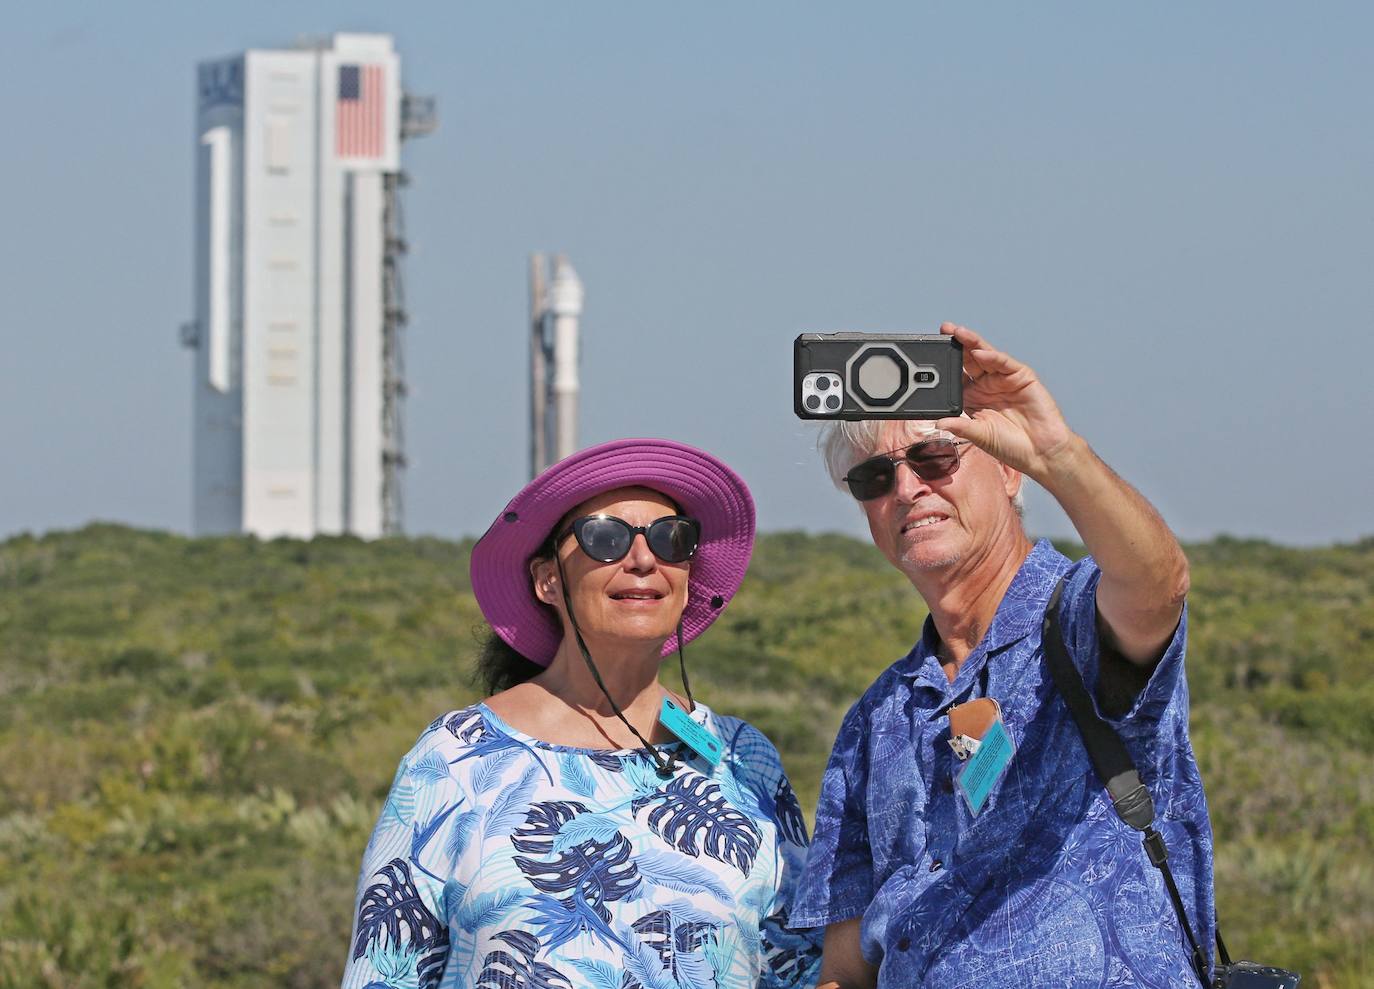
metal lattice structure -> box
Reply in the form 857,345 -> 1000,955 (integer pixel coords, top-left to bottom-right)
380,93 -> 437,535
380,171 -> 408,536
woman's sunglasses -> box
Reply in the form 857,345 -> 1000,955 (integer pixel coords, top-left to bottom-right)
557,514 -> 701,564
843,438 -> 968,501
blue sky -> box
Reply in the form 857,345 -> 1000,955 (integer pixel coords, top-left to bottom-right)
2,3 -> 1370,545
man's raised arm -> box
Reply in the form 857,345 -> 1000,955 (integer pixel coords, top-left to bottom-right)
935,323 -> 1188,666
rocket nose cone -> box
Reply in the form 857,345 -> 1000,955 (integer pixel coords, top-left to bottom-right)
547,265 -> 585,314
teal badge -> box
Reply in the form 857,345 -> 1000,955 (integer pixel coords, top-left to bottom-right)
659,697 -> 722,766
956,716 -> 1014,815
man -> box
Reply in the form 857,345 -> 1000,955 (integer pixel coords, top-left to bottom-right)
793,324 -> 1215,987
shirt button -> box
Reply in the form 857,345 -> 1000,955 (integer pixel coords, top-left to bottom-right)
897,937 -> 911,952
929,858 -> 943,872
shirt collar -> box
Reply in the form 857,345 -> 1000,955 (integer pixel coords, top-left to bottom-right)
901,539 -> 1071,683
981,538 -> 1073,651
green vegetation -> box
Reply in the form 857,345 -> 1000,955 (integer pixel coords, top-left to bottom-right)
1,525 -> 1370,987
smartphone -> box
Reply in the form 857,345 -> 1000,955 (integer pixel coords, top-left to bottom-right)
794,332 -> 963,421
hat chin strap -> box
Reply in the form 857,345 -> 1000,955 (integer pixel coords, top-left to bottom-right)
554,556 -> 689,778
675,618 -> 695,713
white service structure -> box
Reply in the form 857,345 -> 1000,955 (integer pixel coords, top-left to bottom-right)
182,33 -> 435,539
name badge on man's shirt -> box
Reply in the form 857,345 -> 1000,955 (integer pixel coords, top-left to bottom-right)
949,698 -> 1015,815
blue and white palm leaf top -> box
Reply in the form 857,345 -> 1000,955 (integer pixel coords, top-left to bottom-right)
770,780 -> 807,850
631,775 -> 763,875
444,709 -> 555,787
511,800 -> 642,921
341,702 -> 821,989
351,858 -> 445,959
630,905 -> 721,987
474,930 -> 573,989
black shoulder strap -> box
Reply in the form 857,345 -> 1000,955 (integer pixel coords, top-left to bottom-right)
1043,578 -> 1211,986
1042,580 -> 1157,828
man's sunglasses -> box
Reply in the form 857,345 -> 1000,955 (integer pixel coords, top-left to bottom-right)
843,438 -> 968,501
557,514 -> 701,564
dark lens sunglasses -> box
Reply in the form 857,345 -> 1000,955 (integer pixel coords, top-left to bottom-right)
843,438 -> 968,501
557,514 -> 701,564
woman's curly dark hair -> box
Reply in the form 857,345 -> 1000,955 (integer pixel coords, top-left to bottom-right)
473,630 -> 547,696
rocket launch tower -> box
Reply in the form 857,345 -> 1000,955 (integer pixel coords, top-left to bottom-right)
181,33 -> 435,538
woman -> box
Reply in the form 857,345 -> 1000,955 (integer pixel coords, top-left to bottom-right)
341,438 -> 821,989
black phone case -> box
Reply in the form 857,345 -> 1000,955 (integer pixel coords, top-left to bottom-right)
794,332 -> 963,420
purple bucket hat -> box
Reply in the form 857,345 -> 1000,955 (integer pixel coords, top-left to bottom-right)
470,438 -> 756,667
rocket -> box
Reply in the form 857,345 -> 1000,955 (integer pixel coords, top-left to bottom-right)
529,253 -> 585,477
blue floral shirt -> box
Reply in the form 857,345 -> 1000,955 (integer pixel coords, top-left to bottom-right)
793,540 -> 1216,987
342,702 -> 821,989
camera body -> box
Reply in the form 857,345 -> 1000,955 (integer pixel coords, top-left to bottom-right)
1214,962 -> 1301,988
794,332 -> 962,421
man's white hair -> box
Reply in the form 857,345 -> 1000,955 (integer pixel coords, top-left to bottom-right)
817,419 -> 1025,520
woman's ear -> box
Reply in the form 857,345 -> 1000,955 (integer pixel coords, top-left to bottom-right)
530,557 -> 560,606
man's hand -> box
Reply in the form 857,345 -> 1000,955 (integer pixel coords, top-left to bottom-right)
935,321 -> 1189,667
817,918 -> 878,989
933,322 -> 1078,484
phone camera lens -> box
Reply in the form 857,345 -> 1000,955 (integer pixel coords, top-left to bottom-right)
816,377 -> 830,391
806,395 -> 821,411
825,395 -> 841,411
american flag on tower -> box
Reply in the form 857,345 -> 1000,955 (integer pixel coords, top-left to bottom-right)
336,64 -> 385,158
